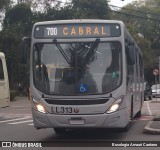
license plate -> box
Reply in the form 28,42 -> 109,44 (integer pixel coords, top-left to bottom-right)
69,119 -> 85,125
51,106 -> 79,114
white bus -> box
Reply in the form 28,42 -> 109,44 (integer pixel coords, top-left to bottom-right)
22,20 -> 144,133
0,52 -> 10,108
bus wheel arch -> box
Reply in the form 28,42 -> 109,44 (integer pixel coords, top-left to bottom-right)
122,122 -> 130,132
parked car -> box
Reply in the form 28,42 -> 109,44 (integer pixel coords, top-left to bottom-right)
152,84 -> 160,98
144,82 -> 152,101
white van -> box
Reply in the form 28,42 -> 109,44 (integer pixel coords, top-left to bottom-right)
0,52 -> 10,107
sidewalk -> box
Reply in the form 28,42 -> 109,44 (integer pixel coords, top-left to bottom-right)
143,99 -> 160,134
0,96 -> 32,117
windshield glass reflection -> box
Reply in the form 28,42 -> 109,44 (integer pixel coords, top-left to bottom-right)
33,41 -> 122,95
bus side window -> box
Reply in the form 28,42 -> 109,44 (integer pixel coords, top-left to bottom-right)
0,59 -> 4,80
125,38 -> 135,65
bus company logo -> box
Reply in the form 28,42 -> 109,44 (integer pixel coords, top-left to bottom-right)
74,108 -> 79,113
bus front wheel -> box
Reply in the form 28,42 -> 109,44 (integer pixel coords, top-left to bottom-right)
130,98 -> 134,120
122,122 -> 130,132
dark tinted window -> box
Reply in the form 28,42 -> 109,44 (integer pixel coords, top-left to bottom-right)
0,59 -> 4,80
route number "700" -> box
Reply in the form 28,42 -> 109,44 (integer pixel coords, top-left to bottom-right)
46,28 -> 57,36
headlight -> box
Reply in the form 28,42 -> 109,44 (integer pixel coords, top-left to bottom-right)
32,98 -> 47,114
106,96 -> 124,114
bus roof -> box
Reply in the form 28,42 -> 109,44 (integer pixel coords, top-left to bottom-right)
33,19 -> 124,26
33,19 -> 124,39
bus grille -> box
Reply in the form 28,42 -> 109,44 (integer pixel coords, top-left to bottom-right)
45,98 -> 109,105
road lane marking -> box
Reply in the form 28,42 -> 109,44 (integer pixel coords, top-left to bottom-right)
28,123 -> 34,125
0,117 -> 31,123
0,113 -> 32,117
8,120 -> 33,124
146,101 -> 152,115
12,106 -> 26,108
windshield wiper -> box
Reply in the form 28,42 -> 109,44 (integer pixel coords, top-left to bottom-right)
53,38 -> 100,67
53,39 -> 71,65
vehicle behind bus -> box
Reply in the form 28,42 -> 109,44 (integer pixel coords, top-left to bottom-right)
0,52 -> 10,108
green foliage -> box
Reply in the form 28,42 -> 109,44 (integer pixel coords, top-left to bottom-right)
0,3 -> 33,90
111,0 -> 160,83
71,0 -> 110,19
3,4 -> 33,30
0,0 -> 11,23
0,0 -> 11,11
31,0 -> 60,12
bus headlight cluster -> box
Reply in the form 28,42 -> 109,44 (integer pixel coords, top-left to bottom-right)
32,98 -> 47,114
106,96 -> 124,114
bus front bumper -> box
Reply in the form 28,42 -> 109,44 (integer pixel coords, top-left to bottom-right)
32,108 -> 129,129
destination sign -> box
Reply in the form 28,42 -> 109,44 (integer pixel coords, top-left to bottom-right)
34,23 -> 121,39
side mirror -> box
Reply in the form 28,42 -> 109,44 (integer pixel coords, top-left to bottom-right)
125,38 -> 135,65
20,37 -> 31,64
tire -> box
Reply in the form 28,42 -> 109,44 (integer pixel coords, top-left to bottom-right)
135,110 -> 141,118
135,95 -> 143,118
122,122 -> 130,132
148,95 -> 152,100
54,128 -> 66,134
130,99 -> 133,120
122,98 -> 133,132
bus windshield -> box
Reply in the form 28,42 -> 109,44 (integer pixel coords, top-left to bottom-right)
33,41 -> 122,95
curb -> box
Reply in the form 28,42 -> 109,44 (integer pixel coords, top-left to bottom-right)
143,121 -> 160,134
143,113 -> 160,134
150,101 -> 160,103
153,117 -> 160,121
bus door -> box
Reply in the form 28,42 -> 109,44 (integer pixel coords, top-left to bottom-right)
0,54 -> 10,107
134,49 -> 141,112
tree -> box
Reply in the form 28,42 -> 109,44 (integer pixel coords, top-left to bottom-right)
0,0 -> 11,11
0,3 -> 33,90
31,0 -> 60,12
3,4 -> 32,27
71,0 -> 110,19
30,0 -> 72,22
0,0 -> 12,24
44,4 -> 73,21
111,0 -> 160,84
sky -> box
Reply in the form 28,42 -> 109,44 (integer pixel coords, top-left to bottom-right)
109,0 -> 135,7
62,0 -> 136,8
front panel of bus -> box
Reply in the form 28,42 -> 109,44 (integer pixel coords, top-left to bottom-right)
30,20 -> 132,129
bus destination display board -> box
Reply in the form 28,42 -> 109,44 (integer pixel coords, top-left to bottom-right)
34,23 -> 121,39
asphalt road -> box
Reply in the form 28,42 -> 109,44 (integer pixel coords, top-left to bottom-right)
0,97 -> 160,150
